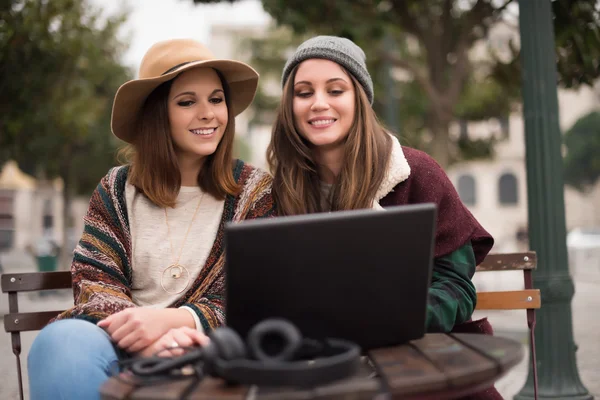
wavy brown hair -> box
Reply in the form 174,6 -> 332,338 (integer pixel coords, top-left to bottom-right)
118,69 -> 239,208
266,65 -> 392,215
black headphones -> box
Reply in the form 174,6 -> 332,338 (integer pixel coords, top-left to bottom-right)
127,318 -> 361,388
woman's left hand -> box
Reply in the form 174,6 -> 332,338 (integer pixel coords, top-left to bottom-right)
98,308 -> 187,353
139,326 -> 210,358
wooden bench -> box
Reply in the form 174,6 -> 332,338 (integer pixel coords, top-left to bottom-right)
2,252 -> 540,400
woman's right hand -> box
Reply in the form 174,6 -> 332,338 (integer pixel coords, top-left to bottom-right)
139,326 -> 210,358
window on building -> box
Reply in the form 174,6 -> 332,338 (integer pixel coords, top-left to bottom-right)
0,190 -> 15,250
457,174 -> 476,206
499,173 -> 518,205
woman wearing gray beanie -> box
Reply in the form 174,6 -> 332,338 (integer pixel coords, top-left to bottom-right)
267,35 -> 501,400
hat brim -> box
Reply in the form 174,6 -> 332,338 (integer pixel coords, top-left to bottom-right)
111,59 -> 259,143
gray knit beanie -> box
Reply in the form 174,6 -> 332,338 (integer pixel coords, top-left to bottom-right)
281,35 -> 374,104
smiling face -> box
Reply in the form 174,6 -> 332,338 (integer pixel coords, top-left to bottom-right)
292,59 -> 356,153
168,67 -> 228,164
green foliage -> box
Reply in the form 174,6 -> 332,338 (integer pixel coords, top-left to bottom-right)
0,0 -> 132,195
457,136 -> 496,161
455,78 -> 516,121
486,0 -> 600,92
563,111 -> 600,191
553,0 -> 600,89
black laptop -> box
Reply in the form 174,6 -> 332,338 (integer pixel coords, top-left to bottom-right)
224,203 -> 437,350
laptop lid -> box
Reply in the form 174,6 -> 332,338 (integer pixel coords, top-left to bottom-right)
225,203 -> 437,350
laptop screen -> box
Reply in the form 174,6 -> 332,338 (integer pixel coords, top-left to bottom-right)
225,203 -> 436,350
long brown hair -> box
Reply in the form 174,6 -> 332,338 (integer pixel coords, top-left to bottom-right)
266,65 -> 392,215
118,69 -> 239,208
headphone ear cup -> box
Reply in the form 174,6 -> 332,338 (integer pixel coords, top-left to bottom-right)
247,318 -> 302,362
208,327 -> 247,361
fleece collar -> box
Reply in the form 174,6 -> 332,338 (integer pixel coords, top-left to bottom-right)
373,135 -> 411,209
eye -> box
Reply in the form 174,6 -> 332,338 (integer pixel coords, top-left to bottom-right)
177,100 -> 194,107
209,97 -> 224,104
295,91 -> 312,98
330,89 -> 345,96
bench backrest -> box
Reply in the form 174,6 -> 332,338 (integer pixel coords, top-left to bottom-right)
1,271 -> 72,400
475,251 -> 541,310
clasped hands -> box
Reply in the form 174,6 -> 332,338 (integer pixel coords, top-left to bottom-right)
97,307 -> 210,357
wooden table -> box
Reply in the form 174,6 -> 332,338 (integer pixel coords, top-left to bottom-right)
100,333 -> 523,400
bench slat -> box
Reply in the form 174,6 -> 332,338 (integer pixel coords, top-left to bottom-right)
1,272 -> 72,293
4,310 -> 65,332
476,252 -> 537,271
476,289 -> 541,310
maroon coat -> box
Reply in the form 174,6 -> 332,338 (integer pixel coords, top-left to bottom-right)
380,146 -> 494,264
380,147 -> 503,400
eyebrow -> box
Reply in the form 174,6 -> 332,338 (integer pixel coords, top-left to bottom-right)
294,77 -> 348,86
172,88 -> 224,100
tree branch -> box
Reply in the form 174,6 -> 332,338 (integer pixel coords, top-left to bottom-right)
441,0 -> 455,64
390,0 -> 424,41
461,0 -> 496,44
444,38 -> 472,107
493,0 -> 516,19
443,0 -> 514,106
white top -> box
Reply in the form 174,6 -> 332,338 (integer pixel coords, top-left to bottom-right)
125,183 -> 225,331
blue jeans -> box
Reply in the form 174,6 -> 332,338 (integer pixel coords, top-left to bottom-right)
28,319 -> 119,400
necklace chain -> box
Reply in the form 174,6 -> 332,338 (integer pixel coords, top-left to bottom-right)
164,192 -> 204,266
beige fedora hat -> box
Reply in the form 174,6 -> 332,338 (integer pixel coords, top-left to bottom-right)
111,38 -> 259,143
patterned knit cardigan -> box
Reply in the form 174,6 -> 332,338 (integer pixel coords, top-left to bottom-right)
53,160 -> 275,331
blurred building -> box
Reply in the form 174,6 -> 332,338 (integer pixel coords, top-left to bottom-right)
446,84 -> 600,253
446,22 -> 600,253
0,161 -> 63,252
0,161 -> 88,269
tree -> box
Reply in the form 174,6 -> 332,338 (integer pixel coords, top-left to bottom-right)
193,0 -> 600,167
1,0 -> 132,266
563,111 -> 600,192
225,20 -> 508,164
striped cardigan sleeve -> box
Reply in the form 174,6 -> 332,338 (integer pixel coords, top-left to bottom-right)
54,168 -> 136,324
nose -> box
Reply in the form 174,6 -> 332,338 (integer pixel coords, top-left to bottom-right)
196,104 -> 215,121
310,92 -> 330,112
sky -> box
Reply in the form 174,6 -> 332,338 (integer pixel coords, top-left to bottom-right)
90,0 -> 271,71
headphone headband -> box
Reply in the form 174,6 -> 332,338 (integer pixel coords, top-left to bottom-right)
124,319 -> 362,388
213,338 -> 361,387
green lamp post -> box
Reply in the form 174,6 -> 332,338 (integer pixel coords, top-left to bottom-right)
515,1 -> 593,399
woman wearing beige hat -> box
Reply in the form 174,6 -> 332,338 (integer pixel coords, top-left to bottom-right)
27,39 -> 274,399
